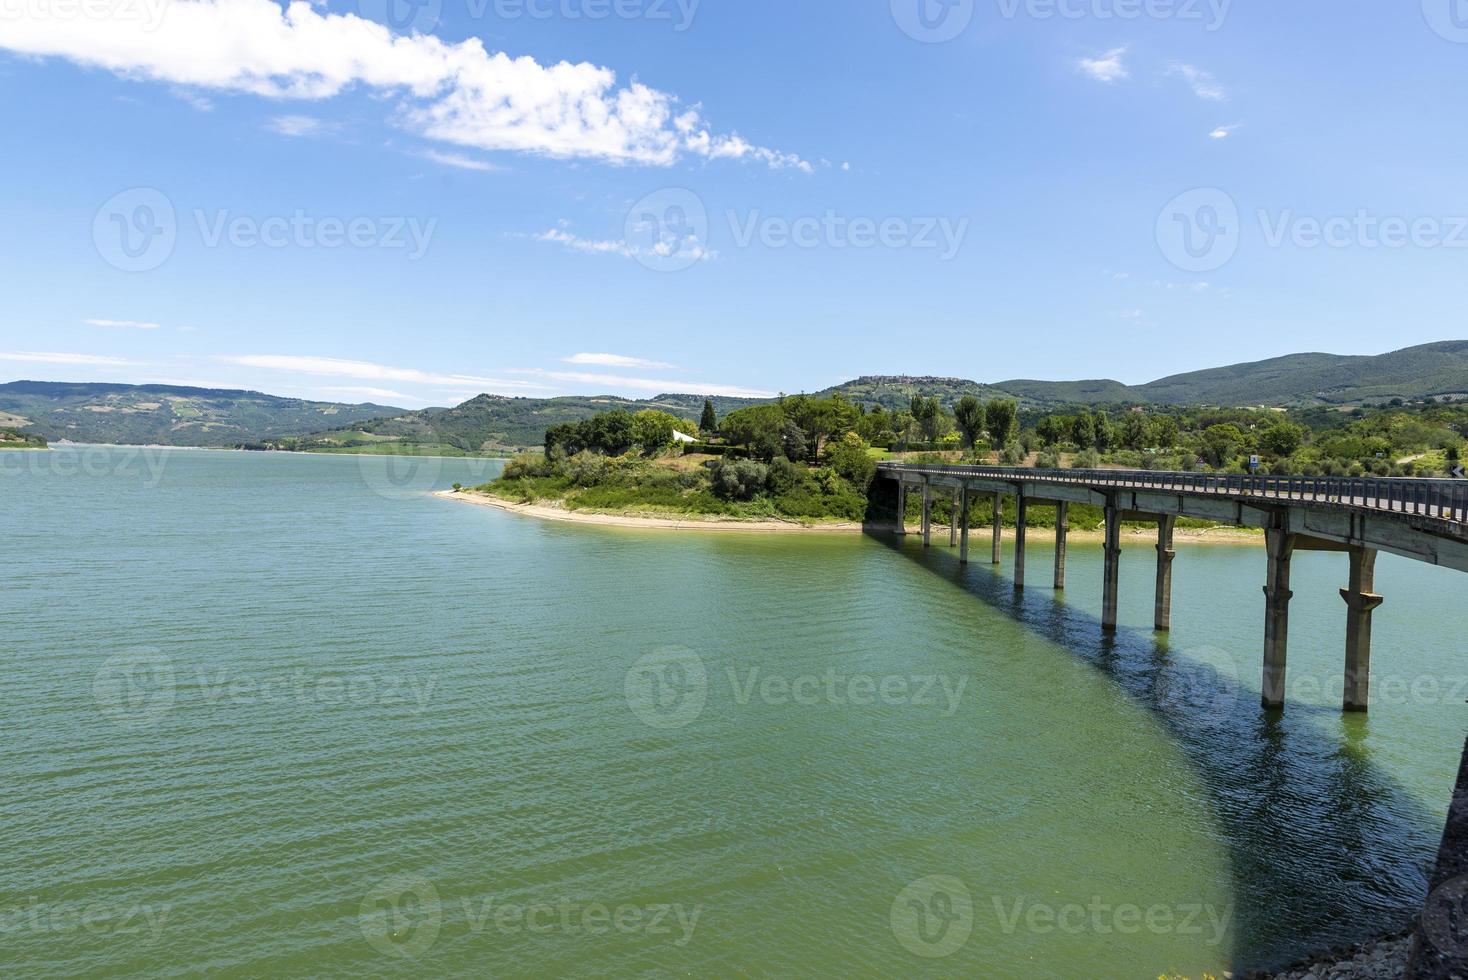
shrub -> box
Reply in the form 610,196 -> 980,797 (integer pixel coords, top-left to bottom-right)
712,458 -> 769,500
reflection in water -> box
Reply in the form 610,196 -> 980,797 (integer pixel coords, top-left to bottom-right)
873,529 -> 1443,972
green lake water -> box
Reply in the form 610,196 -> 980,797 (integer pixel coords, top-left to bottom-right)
2,445 -> 1465,977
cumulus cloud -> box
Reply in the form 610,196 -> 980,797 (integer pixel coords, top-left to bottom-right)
1078,47 -> 1129,84
2,0 -> 808,168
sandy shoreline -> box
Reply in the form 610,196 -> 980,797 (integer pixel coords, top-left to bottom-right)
436,490 -> 1264,543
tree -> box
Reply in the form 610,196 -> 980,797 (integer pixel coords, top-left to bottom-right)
955,395 -> 985,449
1092,410 -> 1114,452
1200,423 -> 1246,467
1036,415 -> 1066,448
1153,416 -> 1179,450
720,405 -> 786,462
910,395 -> 944,443
780,419 -> 809,461
700,399 -> 717,434
1259,421 -> 1306,458
630,410 -> 680,455
856,405 -> 894,446
985,399 -> 1017,447
1070,413 -> 1095,449
825,432 -> 877,488
1120,413 -> 1152,451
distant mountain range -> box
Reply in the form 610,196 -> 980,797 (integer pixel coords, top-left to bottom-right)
5,342 -> 1467,450
0,381 -> 404,447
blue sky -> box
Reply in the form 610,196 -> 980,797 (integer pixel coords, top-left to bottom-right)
2,0 -> 1466,407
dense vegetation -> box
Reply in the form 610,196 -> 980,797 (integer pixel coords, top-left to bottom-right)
476,392 -> 1468,526
481,397 -> 882,523
0,426 -> 46,448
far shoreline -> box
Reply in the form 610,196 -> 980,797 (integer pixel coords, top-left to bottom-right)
437,489 -> 1265,544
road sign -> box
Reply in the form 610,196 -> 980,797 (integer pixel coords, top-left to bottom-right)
1453,465 -> 1466,480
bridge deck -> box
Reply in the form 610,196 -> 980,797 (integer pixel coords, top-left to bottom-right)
878,464 -> 1468,528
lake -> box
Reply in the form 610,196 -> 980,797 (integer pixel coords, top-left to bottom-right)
2,445 -> 1464,977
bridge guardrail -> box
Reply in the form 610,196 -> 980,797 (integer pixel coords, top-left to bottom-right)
876,463 -> 1468,525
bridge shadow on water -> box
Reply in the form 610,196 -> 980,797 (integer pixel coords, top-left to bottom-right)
864,526 -> 1441,973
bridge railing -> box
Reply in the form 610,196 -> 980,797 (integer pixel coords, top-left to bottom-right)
876,463 -> 1468,525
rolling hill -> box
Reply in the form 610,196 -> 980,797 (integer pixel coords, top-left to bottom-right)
8,342 -> 1468,451
0,381 -> 406,447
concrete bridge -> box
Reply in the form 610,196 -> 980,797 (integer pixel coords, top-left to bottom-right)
879,463 -> 1468,713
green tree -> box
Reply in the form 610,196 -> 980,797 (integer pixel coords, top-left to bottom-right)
1036,415 -> 1066,448
1153,416 -> 1179,449
1259,421 -> 1306,458
985,399 -> 1018,446
699,399 -> 717,434
1092,410 -> 1114,452
630,410 -> 680,455
825,432 -> 877,487
1200,423 -> 1246,467
1120,413 -> 1152,451
1070,413 -> 1095,449
720,405 -> 787,462
955,395 -> 985,449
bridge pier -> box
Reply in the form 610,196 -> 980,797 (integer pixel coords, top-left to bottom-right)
1014,493 -> 1028,590
895,482 -> 907,535
1155,515 -> 1176,632
1262,527 -> 1297,710
959,490 -> 971,564
949,491 -> 959,548
991,493 -> 1003,565
1341,547 -> 1383,713
1054,501 -> 1068,590
1102,499 -> 1121,631
921,482 -> 932,547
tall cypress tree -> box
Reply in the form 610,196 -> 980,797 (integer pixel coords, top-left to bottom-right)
700,399 -> 717,434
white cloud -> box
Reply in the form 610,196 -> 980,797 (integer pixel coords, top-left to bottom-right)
1170,63 -> 1227,101
514,368 -> 774,399
0,351 -> 141,365
267,113 -> 329,136
2,0 -> 808,169
564,353 -> 677,370
535,226 -> 714,264
315,385 -> 415,402
85,318 -> 161,329
1209,123 -> 1241,140
220,354 -> 550,391
1078,47 -> 1129,84
416,148 -> 501,172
